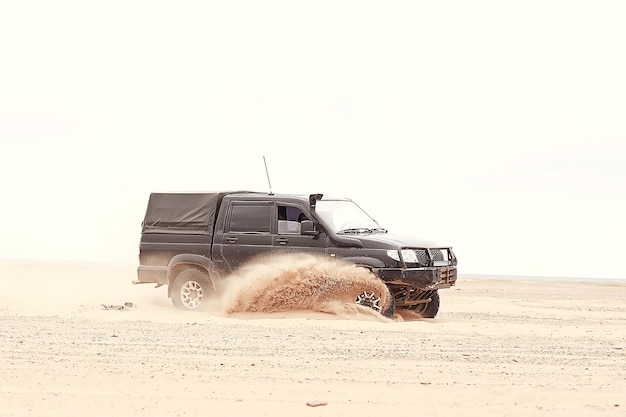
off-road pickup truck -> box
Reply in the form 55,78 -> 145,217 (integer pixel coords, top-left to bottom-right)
135,192 -> 457,318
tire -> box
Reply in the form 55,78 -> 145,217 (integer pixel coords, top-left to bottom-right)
170,268 -> 212,311
380,286 -> 396,318
355,285 -> 396,318
411,291 -> 440,318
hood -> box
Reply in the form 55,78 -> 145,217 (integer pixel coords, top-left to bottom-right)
352,232 -> 451,249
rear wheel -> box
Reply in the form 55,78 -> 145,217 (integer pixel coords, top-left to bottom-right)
171,268 -> 212,311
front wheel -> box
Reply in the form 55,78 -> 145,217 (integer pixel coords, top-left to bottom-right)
355,285 -> 395,318
171,268 -> 212,311
409,291 -> 440,318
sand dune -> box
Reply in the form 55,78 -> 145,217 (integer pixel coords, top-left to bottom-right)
1,261 -> 625,416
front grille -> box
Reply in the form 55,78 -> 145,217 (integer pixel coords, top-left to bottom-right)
431,249 -> 445,263
414,249 -> 429,265
406,248 -> 455,267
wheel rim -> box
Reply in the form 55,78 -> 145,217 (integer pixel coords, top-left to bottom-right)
355,291 -> 382,313
180,280 -> 204,309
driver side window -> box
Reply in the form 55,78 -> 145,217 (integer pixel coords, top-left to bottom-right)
277,205 -> 308,234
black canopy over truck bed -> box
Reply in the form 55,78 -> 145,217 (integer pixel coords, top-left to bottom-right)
142,192 -> 235,235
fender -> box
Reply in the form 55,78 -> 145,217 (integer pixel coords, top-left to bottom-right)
166,254 -> 218,297
328,234 -> 363,248
342,256 -> 387,270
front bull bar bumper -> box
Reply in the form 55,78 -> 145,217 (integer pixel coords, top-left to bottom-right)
374,266 -> 457,289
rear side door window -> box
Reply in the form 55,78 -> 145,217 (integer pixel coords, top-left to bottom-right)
228,204 -> 272,233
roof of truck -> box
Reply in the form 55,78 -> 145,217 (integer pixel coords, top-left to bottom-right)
141,191 -> 349,234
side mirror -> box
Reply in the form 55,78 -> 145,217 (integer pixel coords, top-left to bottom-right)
300,220 -> 319,236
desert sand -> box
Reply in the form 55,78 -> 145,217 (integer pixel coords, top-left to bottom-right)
1,261 -> 625,417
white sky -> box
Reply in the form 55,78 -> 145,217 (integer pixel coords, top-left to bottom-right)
1,1 -> 625,279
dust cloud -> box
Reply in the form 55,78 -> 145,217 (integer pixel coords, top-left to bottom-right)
0,256 -> 418,322
0,261 -> 165,316
207,253 -> 396,321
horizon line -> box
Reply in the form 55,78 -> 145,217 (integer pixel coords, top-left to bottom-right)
1,257 -> 624,283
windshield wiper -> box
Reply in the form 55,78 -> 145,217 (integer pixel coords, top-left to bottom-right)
337,227 -> 388,234
337,228 -> 372,234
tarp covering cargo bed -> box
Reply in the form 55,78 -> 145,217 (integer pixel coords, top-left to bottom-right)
141,193 -> 224,235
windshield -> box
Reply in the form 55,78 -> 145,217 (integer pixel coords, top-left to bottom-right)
314,200 -> 385,234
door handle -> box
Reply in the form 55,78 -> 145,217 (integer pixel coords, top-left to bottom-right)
277,238 -> 288,245
226,237 -> 238,244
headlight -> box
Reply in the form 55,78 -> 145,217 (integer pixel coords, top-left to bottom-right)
387,250 -> 400,261
400,249 -> 418,263
387,249 -> 419,263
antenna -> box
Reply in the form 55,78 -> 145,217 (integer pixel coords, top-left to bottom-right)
263,155 -> 274,195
